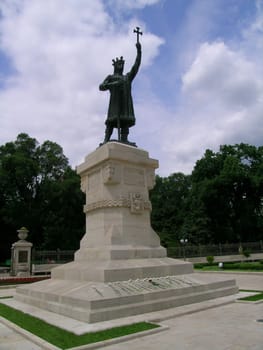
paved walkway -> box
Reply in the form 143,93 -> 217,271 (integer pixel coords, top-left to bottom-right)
0,272 -> 262,350
0,322 -> 43,350
107,302 -> 263,350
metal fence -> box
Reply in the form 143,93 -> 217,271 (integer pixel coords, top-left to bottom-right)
167,241 -> 263,259
32,241 -> 263,264
31,249 -> 75,264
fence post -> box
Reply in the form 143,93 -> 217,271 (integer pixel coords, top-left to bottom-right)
198,244 -> 201,257
57,248 -> 61,262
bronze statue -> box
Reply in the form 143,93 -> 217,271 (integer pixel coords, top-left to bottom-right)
99,27 -> 142,145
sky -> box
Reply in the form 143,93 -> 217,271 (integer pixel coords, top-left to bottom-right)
0,0 -> 262,176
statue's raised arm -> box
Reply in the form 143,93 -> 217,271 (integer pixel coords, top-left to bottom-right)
128,42 -> 142,82
99,27 -> 143,146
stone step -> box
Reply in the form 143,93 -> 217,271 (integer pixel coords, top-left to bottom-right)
88,286 -> 238,323
51,258 -> 194,282
15,275 -> 238,323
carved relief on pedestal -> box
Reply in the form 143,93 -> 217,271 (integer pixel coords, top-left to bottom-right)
80,175 -> 88,193
102,162 -> 121,185
84,193 -> 151,214
130,192 -> 144,214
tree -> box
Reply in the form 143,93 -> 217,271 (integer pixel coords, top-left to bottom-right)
0,134 -> 85,261
150,143 -> 263,246
150,173 -> 191,246
190,143 -> 263,243
181,184 -> 213,244
0,134 -> 39,258
39,167 -> 85,250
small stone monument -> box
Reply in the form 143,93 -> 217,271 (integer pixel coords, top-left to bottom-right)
10,227 -> 32,276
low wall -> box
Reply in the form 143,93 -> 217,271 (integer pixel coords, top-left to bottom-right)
31,263 -> 61,275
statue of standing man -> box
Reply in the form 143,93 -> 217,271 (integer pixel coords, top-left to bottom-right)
99,27 -> 142,146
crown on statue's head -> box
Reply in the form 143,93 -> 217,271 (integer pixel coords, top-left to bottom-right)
112,56 -> 125,67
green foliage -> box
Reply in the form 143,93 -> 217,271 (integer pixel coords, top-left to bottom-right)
206,256 -> 214,265
238,292 -> 263,302
150,173 -> 191,246
151,143 -> 263,246
222,262 -> 263,271
194,261 -> 263,271
194,264 -> 220,271
0,302 -> 158,349
242,250 -> 251,258
0,134 -> 85,259
191,144 -> 263,243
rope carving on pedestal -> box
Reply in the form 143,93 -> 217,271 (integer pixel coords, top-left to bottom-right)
84,194 -> 151,214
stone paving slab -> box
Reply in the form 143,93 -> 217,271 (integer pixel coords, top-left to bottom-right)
0,320 -> 43,350
103,300 -> 263,350
196,271 -> 263,291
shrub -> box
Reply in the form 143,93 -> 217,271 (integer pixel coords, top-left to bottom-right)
243,250 -> 251,258
193,263 -> 206,269
223,262 -> 263,271
206,256 -> 214,265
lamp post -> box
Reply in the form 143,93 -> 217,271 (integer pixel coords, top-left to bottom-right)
180,238 -> 188,260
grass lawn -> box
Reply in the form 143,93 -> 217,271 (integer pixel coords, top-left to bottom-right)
238,290 -> 263,302
0,302 -> 159,349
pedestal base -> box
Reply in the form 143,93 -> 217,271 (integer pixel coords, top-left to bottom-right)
15,273 -> 238,323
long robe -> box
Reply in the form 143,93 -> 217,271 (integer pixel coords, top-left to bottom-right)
99,48 -> 141,128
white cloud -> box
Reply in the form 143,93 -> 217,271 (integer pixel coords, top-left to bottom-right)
0,0 -> 163,167
183,41 -> 261,109
161,39 -> 263,174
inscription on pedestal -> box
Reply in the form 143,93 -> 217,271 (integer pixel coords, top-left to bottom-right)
97,276 -> 201,297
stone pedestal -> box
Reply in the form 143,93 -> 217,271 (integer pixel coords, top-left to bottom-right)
52,142 -> 192,282
15,143 -> 238,323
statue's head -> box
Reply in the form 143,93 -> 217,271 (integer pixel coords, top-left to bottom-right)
112,56 -> 125,74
